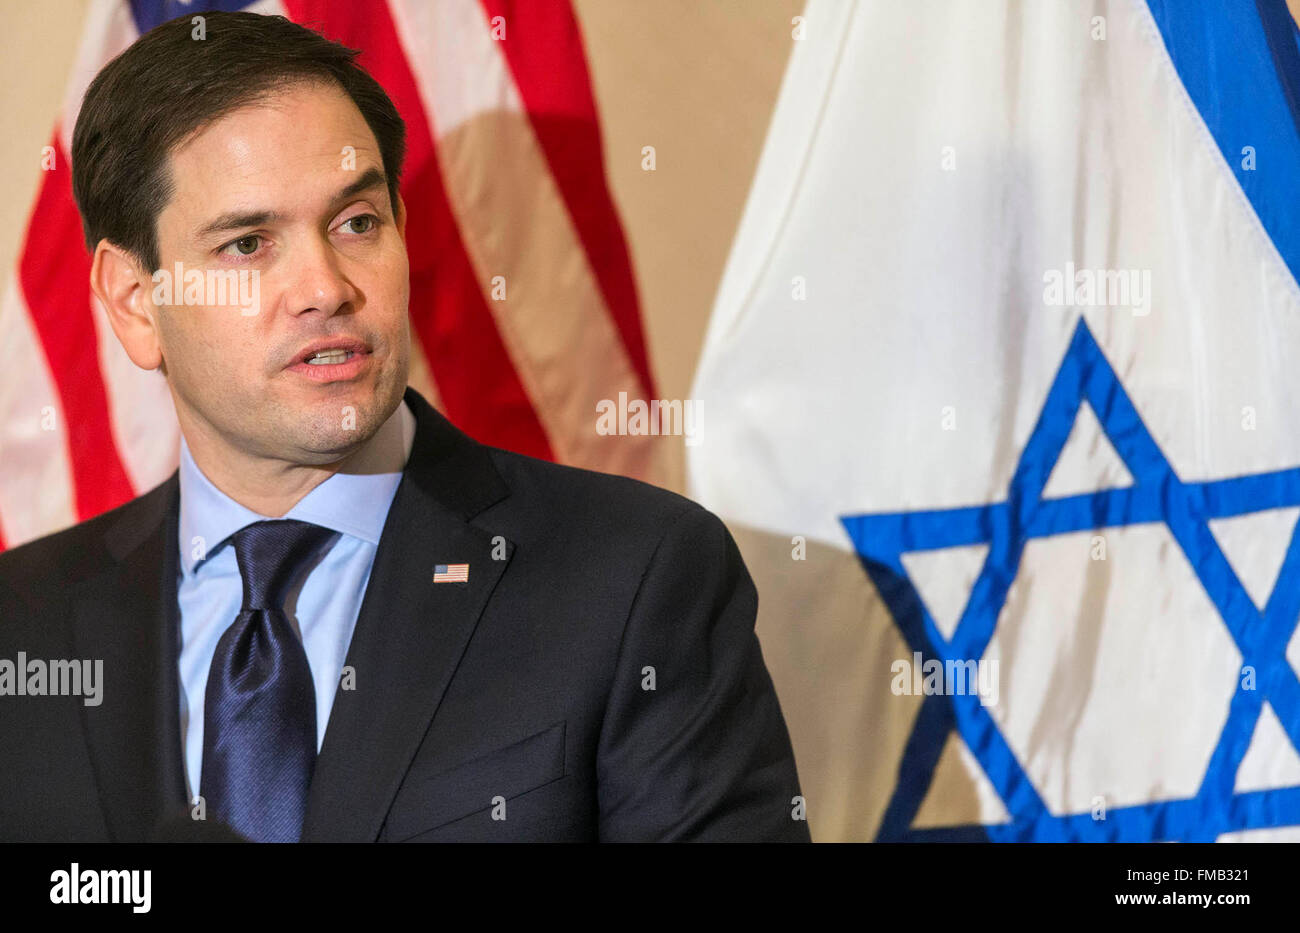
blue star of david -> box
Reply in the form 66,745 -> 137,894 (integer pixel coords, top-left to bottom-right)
842,317 -> 1300,842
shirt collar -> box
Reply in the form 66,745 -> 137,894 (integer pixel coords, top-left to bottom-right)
178,398 -> 417,576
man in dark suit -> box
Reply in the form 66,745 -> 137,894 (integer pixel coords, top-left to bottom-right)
0,11 -> 807,841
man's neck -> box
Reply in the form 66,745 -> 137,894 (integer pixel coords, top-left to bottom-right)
177,418 -> 365,519
186,451 -> 342,518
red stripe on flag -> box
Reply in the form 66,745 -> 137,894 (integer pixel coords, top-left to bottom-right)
479,0 -> 657,399
285,0 -> 554,461
19,134 -> 134,521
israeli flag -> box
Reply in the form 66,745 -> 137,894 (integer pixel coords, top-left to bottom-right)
689,0 -> 1300,841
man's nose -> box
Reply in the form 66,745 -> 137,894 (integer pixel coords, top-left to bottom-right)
282,233 -> 356,316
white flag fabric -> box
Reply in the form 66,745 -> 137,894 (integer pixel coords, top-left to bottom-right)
690,0 -> 1300,841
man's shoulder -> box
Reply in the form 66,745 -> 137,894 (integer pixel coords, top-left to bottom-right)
0,476 -> 175,602
478,444 -> 717,550
468,444 -> 743,620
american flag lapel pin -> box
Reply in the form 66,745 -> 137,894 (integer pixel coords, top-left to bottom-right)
434,563 -> 470,584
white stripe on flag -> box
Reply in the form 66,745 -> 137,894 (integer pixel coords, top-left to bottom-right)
0,279 -> 76,546
58,0 -> 138,156
388,0 -> 524,139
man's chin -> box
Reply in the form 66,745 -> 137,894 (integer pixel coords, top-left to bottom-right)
286,382 -> 402,456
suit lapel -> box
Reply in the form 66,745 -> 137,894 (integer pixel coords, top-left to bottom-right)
71,474 -> 188,841
300,388 -> 515,842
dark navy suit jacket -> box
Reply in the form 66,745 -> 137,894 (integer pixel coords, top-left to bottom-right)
0,387 -> 809,841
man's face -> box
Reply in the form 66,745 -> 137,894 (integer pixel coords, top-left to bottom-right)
152,79 -> 410,465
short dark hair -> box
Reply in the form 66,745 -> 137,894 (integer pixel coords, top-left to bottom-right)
71,10 -> 406,272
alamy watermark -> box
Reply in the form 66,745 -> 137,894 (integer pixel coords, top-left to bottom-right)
596,391 -> 702,446
1043,262 -> 1150,316
152,262 -> 260,315
890,651 -> 999,706
0,652 -> 103,706
50,863 -> 150,913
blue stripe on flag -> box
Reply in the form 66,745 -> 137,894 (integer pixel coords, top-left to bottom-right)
1255,0 -> 1300,143
129,0 -> 262,36
1144,0 -> 1300,289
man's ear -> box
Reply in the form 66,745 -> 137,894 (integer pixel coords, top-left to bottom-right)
395,192 -> 406,240
90,240 -> 163,371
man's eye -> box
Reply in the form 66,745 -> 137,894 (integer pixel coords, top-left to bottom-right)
342,215 -> 377,235
222,235 -> 261,256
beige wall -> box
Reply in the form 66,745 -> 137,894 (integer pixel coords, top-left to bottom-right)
0,0 -> 797,495
0,0 -> 89,294
574,0 -> 800,489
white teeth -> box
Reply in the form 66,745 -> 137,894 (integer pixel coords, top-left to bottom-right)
306,349 -> 352,365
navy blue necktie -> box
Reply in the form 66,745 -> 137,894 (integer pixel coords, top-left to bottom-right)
200,519 -> 335,842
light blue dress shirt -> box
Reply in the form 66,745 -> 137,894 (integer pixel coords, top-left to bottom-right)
176,400 -> 416,802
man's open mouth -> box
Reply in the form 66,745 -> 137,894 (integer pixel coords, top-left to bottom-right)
291,338 -> 370,366
304,349 -> 356,365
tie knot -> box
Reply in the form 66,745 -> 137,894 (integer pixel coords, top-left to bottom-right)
230,519 -> 335,611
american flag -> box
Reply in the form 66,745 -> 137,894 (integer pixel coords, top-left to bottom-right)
0,0 -> 659,553
433,563 -> 470,584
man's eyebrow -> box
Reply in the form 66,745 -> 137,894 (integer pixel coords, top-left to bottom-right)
193,168 -> 390,241
196,209 -> 282,241
335,167 -> 389,205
